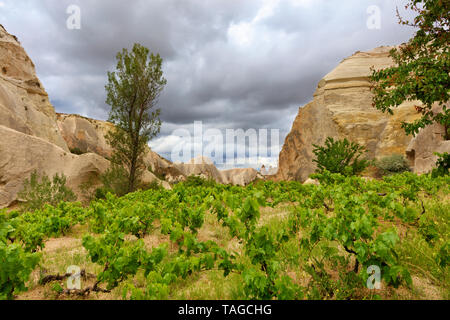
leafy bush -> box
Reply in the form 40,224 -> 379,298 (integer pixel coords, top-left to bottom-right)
69,147 -> 85,155
0,242 -> 40,300
376,154 -> 410,175
431,152 -> 449,178
97,165 -> 129,198
312,137 -> 370,176
139,180 -> 162,191
183,175 -> 217,188
18,171 -> 76,212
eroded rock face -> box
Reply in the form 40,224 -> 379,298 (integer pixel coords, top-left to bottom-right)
0,25 -> 68,151
275,46 -> 439,182
56,113 -> 114,158
56,114 -> 260,186
0,125 -> 109,208
220,168 -> 261,186
406,122 -> 450,174
0,26 -> 172,207
56,113 -> 174,174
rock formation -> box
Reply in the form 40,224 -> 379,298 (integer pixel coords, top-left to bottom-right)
56,113 -> 114,158
0,25 -> 68,151
0,26 -> 168,207
220,168 -> 261,186
276,46 -> 449,182
56,113 -> 173,174
260,165 -> 278,176
406,120 -> 450,174
173,156 -> 261,186
0,124 -> 109,207
56,115 -> 261,186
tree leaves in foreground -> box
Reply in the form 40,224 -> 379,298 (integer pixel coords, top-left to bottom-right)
370,0 -> 449,139
105,43 -> 166,194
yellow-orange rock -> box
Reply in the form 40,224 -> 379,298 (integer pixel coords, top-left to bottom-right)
275,46 -> 442,182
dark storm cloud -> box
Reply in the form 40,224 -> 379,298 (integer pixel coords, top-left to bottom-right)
0,0 -> 417,165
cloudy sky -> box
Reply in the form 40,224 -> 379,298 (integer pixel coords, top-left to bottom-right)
0,0 -> 417,168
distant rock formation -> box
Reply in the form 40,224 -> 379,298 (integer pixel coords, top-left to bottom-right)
56,113 -> 174,176
220,167 -> 261,186
173,156 -> 262,186
56,114 -> 262,186
260,165 -> 278,176
275,46 -> 449,182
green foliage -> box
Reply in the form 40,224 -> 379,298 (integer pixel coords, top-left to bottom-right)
376,154 -> 411,175
431,152 -> 449,178
97,165 -> 130,198
370,0 -> 450,139
69,147 -> 85,155
139,180 -> 162,191
312,137 -> 370,176
182,175 -> 217,188
2,170 -> 449,300
18,171 -> 77,212
105,43 -> 166,194
0,242 -> 40,300
0,201 -> 86,299
82,231 -> 160,290
436,242 -> 449,268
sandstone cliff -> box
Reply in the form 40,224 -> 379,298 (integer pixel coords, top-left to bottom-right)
0,25 -> 68,151
276,46 -> 448,182
0,26 -> 170,207
0,125 -> 109,207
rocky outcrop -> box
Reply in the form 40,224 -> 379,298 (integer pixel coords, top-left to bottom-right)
220,168 -> 261,186
56,114 -> 261,186
0,25 -> 263,207
173,156 -> 224,183
0,26 -> 171,207
173,156 -> 261,186
260,165 -> 278,176
0,25 -> 68,151
56,113 -> 175,175
275,46 -> 448,182
0,125 -> 109,207
406,121 -> 450,174
56,113 -> 114,158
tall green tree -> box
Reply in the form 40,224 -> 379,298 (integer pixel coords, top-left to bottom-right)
105,43 -> 166,193
370,0 -> 449,139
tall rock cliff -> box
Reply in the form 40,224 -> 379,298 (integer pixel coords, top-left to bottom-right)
0,26 -> 113,207
0,25 -> 68,151
276,46 -> 449,182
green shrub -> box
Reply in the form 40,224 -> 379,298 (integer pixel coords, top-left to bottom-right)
18,171 -> 76,212
94,187 -> 109,200
139,180 -> 162,191
431,152 -> 449,178
183,175 -> 216,188
312,137 -> 370,176
376,154 -> 410,175
78,176 -> 97,205
69,147 -> 85,155
98,165 -> 129,197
